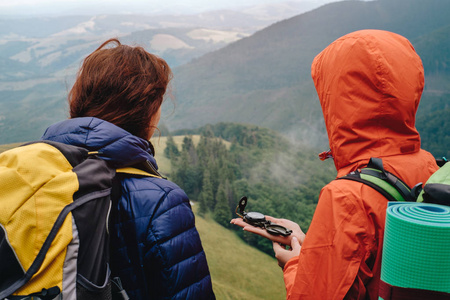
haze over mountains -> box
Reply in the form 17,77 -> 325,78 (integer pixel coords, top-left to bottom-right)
165,0 -> 450,153
0,0 -> 331,144
0,0 -> 331,17
1,0 -> 449,159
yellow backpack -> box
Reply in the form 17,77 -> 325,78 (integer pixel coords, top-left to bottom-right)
0,141 -> 116,300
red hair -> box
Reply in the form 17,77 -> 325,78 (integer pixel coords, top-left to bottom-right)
69,38 -> 172,139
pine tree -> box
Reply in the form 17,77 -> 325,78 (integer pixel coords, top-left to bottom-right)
170,136 -> 202,199
171,149 -> 190,193
164,134 -> 179,160
214,183 -> 232,228
224,180 -> 236,216
199,168 -> 214,216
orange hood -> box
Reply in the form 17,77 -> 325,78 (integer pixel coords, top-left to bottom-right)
311,30 -> 424,175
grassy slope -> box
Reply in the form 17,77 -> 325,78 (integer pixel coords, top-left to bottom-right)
194,210 -> 286,300
1,137 -> 286,299
152,136 -> 286,299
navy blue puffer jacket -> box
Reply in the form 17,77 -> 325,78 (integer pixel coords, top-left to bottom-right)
41,117 -> 215,300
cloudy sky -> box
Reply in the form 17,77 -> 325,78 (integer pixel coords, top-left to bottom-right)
0,0 -> 336,16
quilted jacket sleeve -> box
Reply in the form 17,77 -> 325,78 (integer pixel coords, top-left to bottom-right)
110,176 -> 215,300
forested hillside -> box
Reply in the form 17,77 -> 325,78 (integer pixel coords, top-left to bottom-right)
413,24 -> 450,158
164,0 -> 450,157
165,123 -> 336,254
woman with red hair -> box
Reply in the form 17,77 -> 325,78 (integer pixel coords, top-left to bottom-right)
42,39 -> 215,300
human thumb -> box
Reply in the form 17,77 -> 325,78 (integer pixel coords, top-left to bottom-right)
290,237 -> 301,254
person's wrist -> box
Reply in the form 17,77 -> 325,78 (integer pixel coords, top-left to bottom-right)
283,255 -> 299,271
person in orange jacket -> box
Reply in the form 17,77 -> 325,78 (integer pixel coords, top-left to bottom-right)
231,29 -> 439,299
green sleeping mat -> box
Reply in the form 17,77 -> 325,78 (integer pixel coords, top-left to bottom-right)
379,202 -> 450,299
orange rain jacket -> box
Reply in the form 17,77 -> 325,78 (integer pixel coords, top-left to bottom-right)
282,30 -> 439,300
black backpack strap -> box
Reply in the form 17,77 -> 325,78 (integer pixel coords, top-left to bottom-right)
338,158 -> 416,202
338,170 -> 400,202
366,158 -> 416,202
6,286 -> 61,300
436,157 -> 448,167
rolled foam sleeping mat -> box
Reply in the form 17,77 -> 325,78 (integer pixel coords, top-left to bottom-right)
379,202 -> 450,299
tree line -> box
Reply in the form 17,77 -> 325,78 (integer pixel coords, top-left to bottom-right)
165,123 -> 336,254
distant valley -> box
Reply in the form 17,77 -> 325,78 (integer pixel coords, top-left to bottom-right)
0,0 -> 328,144
1,0 -> 449,160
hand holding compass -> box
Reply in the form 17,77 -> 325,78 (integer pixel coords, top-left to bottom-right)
230,196 -> 305,245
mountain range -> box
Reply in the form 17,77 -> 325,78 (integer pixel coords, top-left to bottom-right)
0,1 -> 329,144
164,0 -> 450,154
1,0 -> 449,159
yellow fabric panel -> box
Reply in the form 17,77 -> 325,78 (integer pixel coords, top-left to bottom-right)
0,143 -> 74,190
16,215 -> 73,295
35,171 -> 78,258
0,167 -> 35,231
116,167 -> 161,178
0,143 -> 79,295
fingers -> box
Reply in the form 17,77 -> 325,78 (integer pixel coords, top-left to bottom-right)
242,225 -> 275,239
230,218 -> 292,244
265,217 -> 305,244
265,216 -> 292,226
230,215 -> 305,245
272,237 -> 300,252
290,237 -> 301,256
230,218 -> 246,227
272,241 -> 285,252
272,237 -> 301,269
264,215 -> 279,223
272,242 -> 288,268
291,237 -> 300,250
230,218 -> 271,236
231,220 -> 267,236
